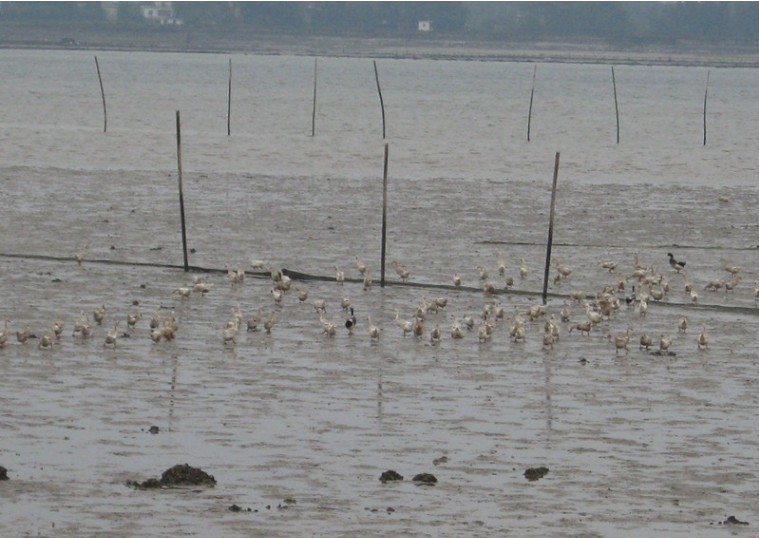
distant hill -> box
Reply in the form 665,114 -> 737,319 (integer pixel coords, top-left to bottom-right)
3,9 -> 759,68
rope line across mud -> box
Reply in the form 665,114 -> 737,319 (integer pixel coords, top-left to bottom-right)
3,252 -> 757,317
479,241 -> 759,252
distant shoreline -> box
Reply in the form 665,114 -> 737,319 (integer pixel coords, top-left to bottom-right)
3,21 -> 759,68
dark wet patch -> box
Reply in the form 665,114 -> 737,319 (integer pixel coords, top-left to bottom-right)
379,470 -> 403,483
432,456 -> 449,466
0,466 -> 9,480
148,425 -> 160,435
720,515 -> 749,525
127,464 -> 216,489
524,467 -> 550,481
650,350 -> 677,357
228,504 -> 252,512
412,473 -> 438,485
277,498 -> 297,510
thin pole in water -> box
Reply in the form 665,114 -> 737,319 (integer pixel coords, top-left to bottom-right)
703,69 -> 710,146
527,64 -> 537,142
94,55 -> 107,133
374,60 -> 386,139
380,143 -> 389,287
612,65 -> 620,144
311,58 -> 317,137
542,152 -> 561,305
176,110 -> 189,272
227,58 -> 232,136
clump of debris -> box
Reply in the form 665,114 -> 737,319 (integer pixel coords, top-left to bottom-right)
524,466 -> 550,481
412,473 -> 438,485
127,463 -> 216,489
379,470 -> 404,483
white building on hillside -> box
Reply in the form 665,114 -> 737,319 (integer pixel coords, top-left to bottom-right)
140,2 -> 182,25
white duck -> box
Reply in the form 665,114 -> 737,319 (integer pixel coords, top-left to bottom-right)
0,319 -> 10,348
294,287 -> 308,303
104,321 -> 119,348
172,287 -> 192,299
222,323 -> 238,345
697,325 -> 709,349
319,312 -> 337,337
192,281 -> 213,296
639,333 -> 652,351
126,311 -> 142,330
38,331 -> 55,350
430,323 -> 442,343
569,320 -> 592,336
391,261 -> 410,281
556,261 -> 573,279
247,306 -> 264,332
450,317 -> 464,339
263,312 -> 277,334
614,327 -> 633,354
366,316 -> 380,340
75,243 -> 89,266
356,257 -> 367,276
394,309 -> 414,337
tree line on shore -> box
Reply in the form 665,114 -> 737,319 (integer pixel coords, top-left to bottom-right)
2,2 -> 759,44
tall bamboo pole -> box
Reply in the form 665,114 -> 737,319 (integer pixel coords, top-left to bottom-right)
612,66 -> 620,144
227,58 -> 232,136
94,56 -> 107,133
542,152 -> 561,305
380,143 -> 389,287
176,111 -> 189,272
703,70 -> 710,146
527,64 -> 537,142
374,60 -> 386,139
311,58 -> 317,137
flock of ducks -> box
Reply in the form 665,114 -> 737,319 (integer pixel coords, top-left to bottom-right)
214,251 -> 728,355
2,246 -> 751,357
0,301 -> 180,350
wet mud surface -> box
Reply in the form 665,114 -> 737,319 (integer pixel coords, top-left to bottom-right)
1,167 -> 758,538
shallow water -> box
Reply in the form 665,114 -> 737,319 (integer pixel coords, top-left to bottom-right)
1,50 -> 759,538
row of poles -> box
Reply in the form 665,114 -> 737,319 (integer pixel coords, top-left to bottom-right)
91,55 -> 711,304
93,56 -> 713,145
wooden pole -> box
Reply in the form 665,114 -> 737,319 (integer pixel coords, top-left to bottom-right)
527,64 -> 537,142
94,55 -> 107,133
311,58 -> 317,137
227,58 -> 232,136
542,152 -> 560,305
612,66 -> 620,144
703,69 -> 710,146
176,110 -> 189,272
373,60 -> 386,139
380,143 -> 389,287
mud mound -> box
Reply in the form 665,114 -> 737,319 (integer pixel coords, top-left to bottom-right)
127,464 -> 216,489
379,470 -> 403,483
412,473 -> 438,485
524,467 -> 550,481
